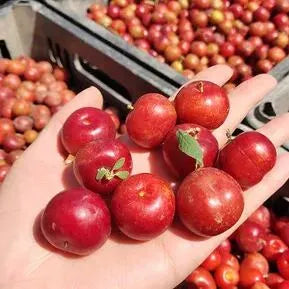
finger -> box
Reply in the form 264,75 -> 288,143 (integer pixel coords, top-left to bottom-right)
257,113 -> 289,147
170,65 -> 233,100
166,153 -> 289,288
214,74 -> 277,146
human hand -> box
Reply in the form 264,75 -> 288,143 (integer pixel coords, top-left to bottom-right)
1,65 -> 289,289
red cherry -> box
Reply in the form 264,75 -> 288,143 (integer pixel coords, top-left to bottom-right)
6,60 -> 26,75
61,107 -> 116,155
184,54 -> 200,70
190,10 -> 208,28
238,40 -> 255,56
175,80 -> 229,130
254,7 -> 270,21
248,206 -> 271,230
179,40 -> 191,55
74,139 -> 132,195
24,66 -> 41,82
110,19 -> 126,35
257,59 -> 273,73
241,10 -> 253,24
53,67 -> 68,82
219,132 -> 276,189
41,188 -> 111,255
107,4 -> 120,18
235,221 -> 266,253
227,33 -> 244,46
239,267 -> 265,288
126,93 -> 176,149
202,250 -> 222,271
214,264 -> 239,289
37,61 -> 53,74
266,273 -> 285,289
255,45 -> 269,59
164,45 -> 182,62
186,267 -> 217,289
268,47 -> 286,62
263,0 -> 276,10
262,234 -> 288,261
0,87 -> 15,103
162,123 -> 218,178
230,4 -> 244,18
274,13 -> 289,29
2,134 -> 25,152
217,239 -> 232,255
190,41 -> 208,57
220,42 -> 235,57
277,281 -> 289,289
241,253 -> 269,277
177,168 -> 244,237
277,250 -> 289,279
3,74 -> 21,90
111,173 -> 175,241
221,253 -> 240,271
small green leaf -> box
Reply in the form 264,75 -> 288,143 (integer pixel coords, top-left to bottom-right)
112,157 -> 125,171
115,170 -> 129,180
96,168 -> 108,181
176,129 -> 204,167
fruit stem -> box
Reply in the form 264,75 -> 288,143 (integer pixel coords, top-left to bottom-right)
196,81 -> 204,93
64,154 -> 75,165
226,129 -> 233,143
127,104 -> 134,111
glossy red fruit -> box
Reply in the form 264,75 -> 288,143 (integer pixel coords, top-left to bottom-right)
241,253 -> 269,277
217,239 -> 231,255
214,264 -> 239,289
3,74 -> 21,90
175,81 -> 229,130
111,173 -> 175,240
177,168 -> 244,236
202,250 -> 222,271
0,87 -> 15,103
220,42 -> 235,57
2,134 -> 25,152
24,66 -> 41,82
274,217 -> 289,235
41,188 -> 111,255
277,281 -> 289,289
162,123 -> 218,178
74,139 -> 132,195
0,164 -> 10,182
221,253 -> 240,271
240,267 -> 264,288
186,267 -> 217,289
219,132 -> 276,189
235,221 -> 266,253
126,93 -> 176,149
248,206 -> 271,230
279,224 -> 289,246
53,67 -> 68,82
277,250 -> 289,279
266,273 -> 284,289
251,282 -> 271,289
13,116 -> 33,133
262,234 -> 288,261
61,107 -> 116,155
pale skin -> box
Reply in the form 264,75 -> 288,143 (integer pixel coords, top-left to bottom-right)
1,65 -> 289,289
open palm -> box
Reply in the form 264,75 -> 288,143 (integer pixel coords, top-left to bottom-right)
1,65 -> 289,289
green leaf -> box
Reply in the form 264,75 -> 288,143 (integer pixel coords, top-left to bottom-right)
96,168 -> 109,181
115,170 -> 129,180
112,157 -> 125,171
176,129 -> 204,167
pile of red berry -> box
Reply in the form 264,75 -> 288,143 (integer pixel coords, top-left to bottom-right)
0,56 -> 75,183
40,80 -> 277,257
185,205 -> 289,289
87,0 -> 289,91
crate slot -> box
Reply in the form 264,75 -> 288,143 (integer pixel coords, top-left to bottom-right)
0,40 -> 11,58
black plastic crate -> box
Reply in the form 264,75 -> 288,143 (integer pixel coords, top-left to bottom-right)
246,57 -> 289,151
0,0 -> 180,117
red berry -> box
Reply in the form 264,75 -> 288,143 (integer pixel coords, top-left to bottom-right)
2,134 -> 25,152
126,93 -> 176,149
277,281 -> 289,289
262,234 -> 288,261
214,264 -> 239,289
61,107 -> 116,155
241,253 -> 269,277
221,253 -> 240,271
219,132 -> 276,189
217,239 -> 231,255
220,42 -> 235,57
177,168 -> 244,237
266,273 -> 284,289
162,124 -> 218,178
239,267 -> 264,288
202,250 -> 222,271
74,139 -> 132,195
248,206 -> 271,230
277,250 -> 289,279
24,66 -> 41,82
235,221 -> 266,253
41,188 -> 111,255
175,80 -> 229,130
186,267 -> 217,289
111,173 -> 175,240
